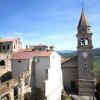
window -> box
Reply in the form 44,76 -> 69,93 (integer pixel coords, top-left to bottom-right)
46,69 -> 48,79
14,45 -> 15,49
18,60 -> 21,63
85,38 -> 89,45
82,58 -> 87,67
80,38 -> 85,45
71,81 -> 76,88
7,56 -> 9,59
83,28 -> 85,32
39,48 -> 41,51
80,38 -> 89,46
53,56 -> 55,59
16,40 -> 17,44
84,62 -> 87,67
25,77 -> 30,86
14,87 -> 18,99
34,58 -> 39,63
0,46 -> 1,50
0,60 -> 5,66
7,45 -> 10,49
3,45 -> 5,50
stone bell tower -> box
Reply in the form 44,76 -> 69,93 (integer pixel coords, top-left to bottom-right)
76,9 -> 95,96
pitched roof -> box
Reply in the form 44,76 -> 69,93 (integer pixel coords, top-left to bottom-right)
78,9 -> 90,27
61,56 -> 77,65
11,51 -> 53,60
0,37 -> 19,42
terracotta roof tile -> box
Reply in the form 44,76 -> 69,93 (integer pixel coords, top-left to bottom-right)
11,51 -> 53,60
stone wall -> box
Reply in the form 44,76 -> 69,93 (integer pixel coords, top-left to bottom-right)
0,71 -> 31,100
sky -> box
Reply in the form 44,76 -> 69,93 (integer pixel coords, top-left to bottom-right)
0,0 -> 100,50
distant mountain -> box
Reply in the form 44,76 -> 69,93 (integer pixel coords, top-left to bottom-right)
93,48 -> 100,57
57,50 -> 76,57
57,50 -> 75,54
58,48 -> 100,57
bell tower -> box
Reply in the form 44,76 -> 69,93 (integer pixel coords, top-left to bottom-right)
76,9 -> 95,96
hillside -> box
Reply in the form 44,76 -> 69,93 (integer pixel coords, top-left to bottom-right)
94,56 -> 100,71
93,48 -> 100,57
58,48 -> 100,57
58,50 -> 77,57
58,48 -> 100,71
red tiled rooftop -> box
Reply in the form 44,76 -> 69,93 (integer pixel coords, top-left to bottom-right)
11,51 -> 53,60
0,37 -> 19,42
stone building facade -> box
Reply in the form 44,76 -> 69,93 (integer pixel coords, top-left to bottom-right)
0,38 -> 21,53
0,71 -> 31,100
0,38 -> 22,83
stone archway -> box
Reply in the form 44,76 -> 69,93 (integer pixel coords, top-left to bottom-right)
1,94 -> 9,100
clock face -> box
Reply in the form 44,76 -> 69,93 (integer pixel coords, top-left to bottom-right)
82,52 -> 88,58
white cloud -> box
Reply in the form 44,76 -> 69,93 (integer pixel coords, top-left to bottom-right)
1,32 -> 40,38
0,31 -> 78,50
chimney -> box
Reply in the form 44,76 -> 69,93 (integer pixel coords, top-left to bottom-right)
50,46 -> 54,51
26,45 -> 28,50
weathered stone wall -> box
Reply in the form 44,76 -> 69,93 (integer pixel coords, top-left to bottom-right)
0,71 -> 31,100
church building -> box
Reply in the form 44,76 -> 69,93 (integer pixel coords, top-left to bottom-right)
62,9 -> 95,96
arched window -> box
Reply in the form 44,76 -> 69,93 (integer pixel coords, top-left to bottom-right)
85,38 -> 89,45
80,38 -> 85,45
80,38 -> 89,46
84,62 -> 87,67
0,60 -> 5,66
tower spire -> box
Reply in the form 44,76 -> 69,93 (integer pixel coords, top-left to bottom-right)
82,0 -> 84,11
78,1 -> 90,28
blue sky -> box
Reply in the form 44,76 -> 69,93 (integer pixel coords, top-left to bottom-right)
0,0 -> 100,50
